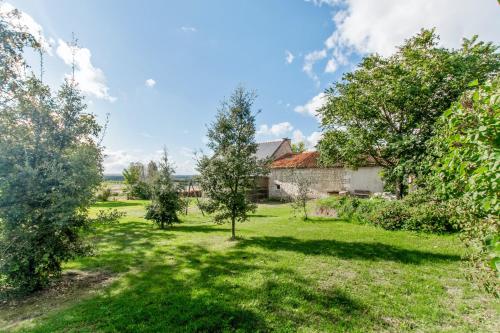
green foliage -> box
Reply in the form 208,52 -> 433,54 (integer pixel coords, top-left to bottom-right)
93,209 -> 126,224
291,141 -> 305,153
318,29 -> 500,198
317,196 -> 385,224
428,77 -> 500,294
197,86 -> 268,239
0,79 -> 102,291
122,163 -> 152,200
0,11 -> 103,292
145,150 -> 184,229
317,190 -> 457,233
96,187 -> 112,201
122,161 -> 162,200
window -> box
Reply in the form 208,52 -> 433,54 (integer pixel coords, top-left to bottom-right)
276,184 -> 281,190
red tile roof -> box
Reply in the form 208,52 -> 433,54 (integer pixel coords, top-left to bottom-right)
271,152 -> 321,169
270,151 -> 378,169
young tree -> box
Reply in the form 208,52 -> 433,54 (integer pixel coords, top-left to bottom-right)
197,86 -> 267,240
145,149 -> 184,229
318,29 -> 500,198
123,162 -> 151,199
287,169 -> 315,220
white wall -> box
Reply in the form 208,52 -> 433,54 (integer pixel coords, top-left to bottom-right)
268,166 -> 384,199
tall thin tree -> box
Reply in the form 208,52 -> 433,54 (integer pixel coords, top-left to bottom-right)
197,86 -> 268,240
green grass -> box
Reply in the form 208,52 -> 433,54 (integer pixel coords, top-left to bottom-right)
1,201 -> 498,332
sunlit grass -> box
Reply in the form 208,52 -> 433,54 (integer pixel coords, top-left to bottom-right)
2,201 -> 498,332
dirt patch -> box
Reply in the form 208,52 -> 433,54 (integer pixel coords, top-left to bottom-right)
0,270 -> 114,331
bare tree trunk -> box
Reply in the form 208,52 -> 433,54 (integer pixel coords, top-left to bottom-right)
395,178 -> 404,199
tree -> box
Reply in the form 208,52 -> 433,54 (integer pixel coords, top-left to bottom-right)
428,78 -> 499,294
291,142 -> 306,154
287,169 -> 315,220
197,86 -> 268,240
0,77 -> 102,291
145,149 -> 184,229
318,29 -> 500,198
122,162 -> 151,199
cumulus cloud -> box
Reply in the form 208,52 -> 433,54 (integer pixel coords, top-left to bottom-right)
285,50 -> 295,64
181,26 -> 197,32
0,2 -> 52,54
316,0 -> 500,73
56,39 -> 116,102
305,0 -> 341,6
145,78 -> 156,87
302,49 -> 327,85
103,148 -> 197,175
257,122 -> 294,137
294,92 -> 327,120
292,129 -> 323,150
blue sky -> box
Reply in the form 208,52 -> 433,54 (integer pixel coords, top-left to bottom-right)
2,0 -> 499,174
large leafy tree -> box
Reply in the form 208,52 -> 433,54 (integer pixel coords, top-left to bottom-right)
0,8 -> 103,291
197,87 -> 267,240
0,77 -> 103,291
318,29 -> 499,198
428,78 -> 499,294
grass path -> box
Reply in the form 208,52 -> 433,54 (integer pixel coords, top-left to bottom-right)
1,201 -> 498,332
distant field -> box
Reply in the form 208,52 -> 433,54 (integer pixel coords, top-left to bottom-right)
1,201 -> 498,332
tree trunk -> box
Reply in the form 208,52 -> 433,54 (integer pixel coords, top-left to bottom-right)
231,216 -> 236,240
395,177 -> 404,199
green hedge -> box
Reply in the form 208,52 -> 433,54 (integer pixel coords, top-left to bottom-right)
317,190 -> 458,233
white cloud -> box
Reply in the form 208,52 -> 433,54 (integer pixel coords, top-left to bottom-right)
0,2 -> 52,54
292,129 -> 323,150
294,92 -> 327,120
103,147 -> 197,175
145,78 -> 156,87
302,49 -> 327,85
257,122 -> 294,137
305,0 -> 340,6
56,39 -> 116,102
181,26 -> 197,32
285,50 -> 295,64
314,0 -> 500,73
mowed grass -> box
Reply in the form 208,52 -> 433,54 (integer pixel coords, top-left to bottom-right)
2,201 -> 498,332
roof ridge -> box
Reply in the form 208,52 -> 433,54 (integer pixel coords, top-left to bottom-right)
256,139 -> 285,144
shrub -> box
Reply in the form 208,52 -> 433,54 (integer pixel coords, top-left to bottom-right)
317,191 -> 457,233
96,187 -> 112,201
372,201 -> 409,230
93,209 -> 126,224
316,196 -> 386,224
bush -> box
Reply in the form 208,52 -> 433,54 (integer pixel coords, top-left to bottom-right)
96,187 -> 112,201
317,196 -> 386,224
372,201 -> 409,230
317,191 -> 457,233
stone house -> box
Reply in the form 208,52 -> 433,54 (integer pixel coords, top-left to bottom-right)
254,138 -> 384,199
252,138 -> 384,199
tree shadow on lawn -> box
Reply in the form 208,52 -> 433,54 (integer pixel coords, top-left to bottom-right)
30,243 -> 378,332
236,236 -> 461,264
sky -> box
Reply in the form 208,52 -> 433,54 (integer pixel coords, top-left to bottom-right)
2,0 -> 499,174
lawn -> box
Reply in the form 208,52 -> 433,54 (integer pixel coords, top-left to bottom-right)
1,201 -> 498,332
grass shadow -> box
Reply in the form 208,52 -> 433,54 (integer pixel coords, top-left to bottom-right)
236,236 -> 461,264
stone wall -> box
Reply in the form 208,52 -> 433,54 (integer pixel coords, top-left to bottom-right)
268,166 -> 384,199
